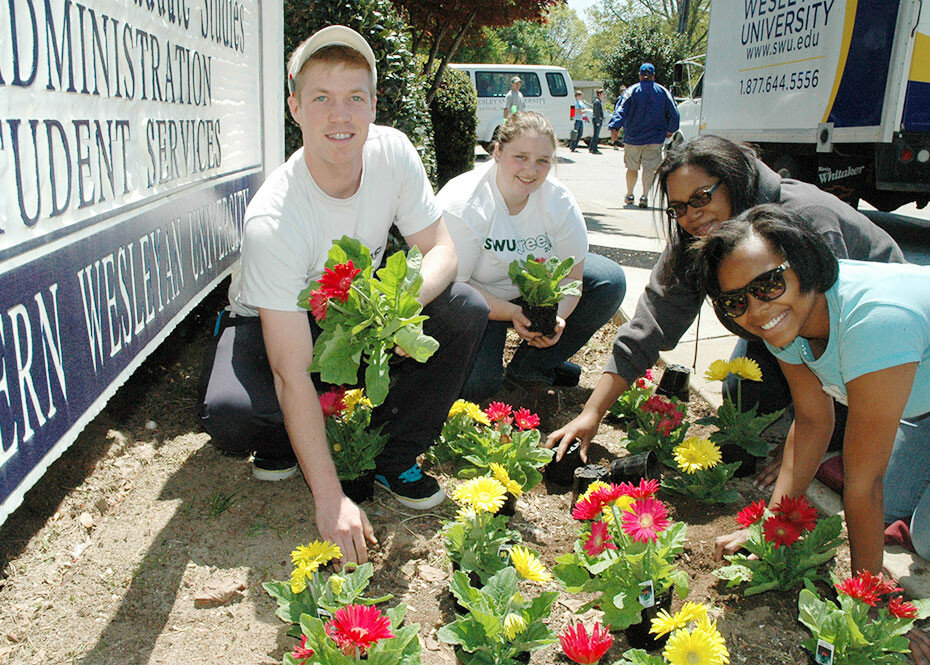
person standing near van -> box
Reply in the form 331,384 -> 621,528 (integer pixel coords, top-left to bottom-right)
588,88 -> 605,154
609,63 -> 679,208
568,90 -> 586,152
503,76 -> 526,120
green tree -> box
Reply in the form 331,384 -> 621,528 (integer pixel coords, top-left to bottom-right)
601,17 -> 689,100
283,0 -> 436,182
588,0 -> 708,54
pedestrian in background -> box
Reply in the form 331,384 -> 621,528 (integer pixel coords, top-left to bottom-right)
588,88 -> 605,154
503,76 -> 525,120
608,63 -> 679,208
610,85 -> 627,150
568,90 -> 586,152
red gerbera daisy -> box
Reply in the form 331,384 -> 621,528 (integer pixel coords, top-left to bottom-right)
583,521 -> 617,557
513,407 -> 540,431
308,289 -> 329,320
888,596 -> 918,619
292,634 -> 314,664
642,394 -> 672,414
560,621 -> 614,664
773,495 -> 818,532
617,478 -> 660,499
836,574 -> 880,606
325,604 -> 395,654
319,387 -> 347,418
735,500 -> 767,528
589,483 -> 625,505
762,515 -> 801,548
621,497 -> 670,543
572,495 -> 604,521
485,401 -> 513,423
318,261 -> 361,303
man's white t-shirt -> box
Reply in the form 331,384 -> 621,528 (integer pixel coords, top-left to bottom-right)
437,160 -> 588,302
229,125 -> 440,316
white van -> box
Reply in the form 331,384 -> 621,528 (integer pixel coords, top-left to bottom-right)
448,64 -> 575,147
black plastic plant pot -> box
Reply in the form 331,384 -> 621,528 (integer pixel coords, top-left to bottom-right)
522,304 -> 558,337
499,493 -> 517,517
720,443 -> 759,478
545,439 -> 585,486
622,591 -> 672,651
571,464 -> 610,505
340,471 -> 375,503
656,364 -> 690,400
609,451 -> 660,485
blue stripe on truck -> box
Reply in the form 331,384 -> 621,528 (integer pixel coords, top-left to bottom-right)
903,80 -> 930,132
828,0 -> 901,128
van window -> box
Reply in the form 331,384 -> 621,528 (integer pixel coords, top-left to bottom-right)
546,72 -> 568,97
474,72 -> 542,98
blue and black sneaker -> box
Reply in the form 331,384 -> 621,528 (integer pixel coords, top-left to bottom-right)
375,464 -> 445,510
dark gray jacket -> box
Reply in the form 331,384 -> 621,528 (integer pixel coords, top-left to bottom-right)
604,160 -> 906,383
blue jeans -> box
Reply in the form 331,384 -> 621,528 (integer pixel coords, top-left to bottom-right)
461,253 -> 626,402
589,121 -> 602,151
883,415 -> 930,558
569,120 -> 584,151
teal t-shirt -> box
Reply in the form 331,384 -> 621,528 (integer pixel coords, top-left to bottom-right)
767,259 -> 930,418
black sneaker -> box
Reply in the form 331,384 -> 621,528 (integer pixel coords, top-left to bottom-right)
252,454 -> 299,481
624,194 -> 635,205
639,196 -> 649,209
375,464 -> 445,509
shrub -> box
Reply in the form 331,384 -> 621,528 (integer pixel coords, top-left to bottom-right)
428,63 -> 477,189
283,0 -> 437,184
602,18 -> 689,101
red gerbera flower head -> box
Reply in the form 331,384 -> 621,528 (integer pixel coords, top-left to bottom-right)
735,500 -> 768,528
621,497 -> 670,543
583,520 -> 618,557
645,369 -> 655,382
484,401 -> 514,424
513,407 -> 540,431
308,289 -> 329,320
318,261 -> 361,303
534,256 -> 547,264
325,604 -> 395,655
642,394 -> 671,414
635,378 -> 647,389
762,514 -> 801,548
319,386 -> 347,418
656,418 -> 676,437
773,495 -> 818,532
292,634 -> 314,664
572,494 -> 604,521
617,478 -> 660,499
836,570 -> 901,606
589,483 -> 625,505
560,620 -> 614,664
888,596 -> 918,619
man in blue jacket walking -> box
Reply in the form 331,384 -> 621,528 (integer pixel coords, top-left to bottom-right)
608,63 -> 679,208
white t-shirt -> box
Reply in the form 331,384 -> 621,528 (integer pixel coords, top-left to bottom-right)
229,125 -> 440,316
437,160 -> 588,301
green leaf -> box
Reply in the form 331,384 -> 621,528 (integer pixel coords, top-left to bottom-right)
313,325 -> 363,385
393,326 -> 439,362
365,344 -> 391,406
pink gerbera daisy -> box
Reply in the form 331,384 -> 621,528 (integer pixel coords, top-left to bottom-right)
617,478 -> 660,499
513,407 -> 540,430
318,261 -> 360,303
308,289 -> 329,320
583,520 -> 617,557
485,401 -> 513,423
621,497 -> 670,543
319,387 -> 347,418
325,604 -> 395,654
292,634 -> 314,664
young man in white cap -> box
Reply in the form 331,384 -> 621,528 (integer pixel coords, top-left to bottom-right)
199,26 -> 488,564
503,76 -> 525,120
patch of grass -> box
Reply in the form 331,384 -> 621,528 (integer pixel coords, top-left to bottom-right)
206,491 -> 235,518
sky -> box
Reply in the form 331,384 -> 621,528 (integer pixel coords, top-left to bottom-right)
566,0 -> 599,20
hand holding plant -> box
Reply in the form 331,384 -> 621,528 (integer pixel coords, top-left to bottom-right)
508,254 -> 581,336
299,236 -> 439,406
714,496 -> 842,595
661,437 -> 740,503
798,570 -> 930,664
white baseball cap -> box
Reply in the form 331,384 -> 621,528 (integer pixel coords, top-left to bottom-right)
287,25 -> 377,94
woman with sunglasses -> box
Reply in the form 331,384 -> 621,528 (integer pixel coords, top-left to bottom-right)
692,204 -> 930,664
545,134 -> 904,472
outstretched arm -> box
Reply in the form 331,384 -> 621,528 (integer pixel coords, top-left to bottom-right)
545,371 -> 630,462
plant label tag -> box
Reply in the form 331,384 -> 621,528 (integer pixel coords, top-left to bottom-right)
815,639 -> 834,665
638,580 -> 656,608
317,608 -> 333,620
498,544 -> 513,559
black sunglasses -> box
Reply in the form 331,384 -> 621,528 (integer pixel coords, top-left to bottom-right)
666,181 -> 723,219
713,262 -> 791,318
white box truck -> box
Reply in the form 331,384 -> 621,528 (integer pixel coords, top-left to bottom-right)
448,64 -> 576,148
673,0 -> 930,210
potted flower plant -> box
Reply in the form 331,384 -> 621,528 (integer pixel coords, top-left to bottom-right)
698,358 -> 784,476
798,570 -> 930,664
612,602 -> 730,665
607,369 -> 656,425
623,394 -> 689,466
507,255 -> 581,336
318,387 -> 388,503
553,480 -> 689,641
263,540 -> 392,632
661,436 -> 740,504
714,496 -> 842,595
439,559 -> 558,664
428,399 -> 492,468
299,236 -> 439,406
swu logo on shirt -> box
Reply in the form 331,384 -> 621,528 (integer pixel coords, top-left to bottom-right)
484,234 -> 552,254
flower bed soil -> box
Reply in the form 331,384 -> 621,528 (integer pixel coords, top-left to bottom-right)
0,284 -> 853,665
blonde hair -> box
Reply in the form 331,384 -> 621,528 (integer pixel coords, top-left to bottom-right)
496,111 -> 557,155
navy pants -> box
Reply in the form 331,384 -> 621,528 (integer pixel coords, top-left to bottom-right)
198,282 -> 489,475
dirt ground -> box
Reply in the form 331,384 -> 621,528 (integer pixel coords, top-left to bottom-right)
0,281 -> 852,665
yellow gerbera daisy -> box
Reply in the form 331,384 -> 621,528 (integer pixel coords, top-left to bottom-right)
704,359 -> 732,382
678,601 -> 709,625
503,613 -> 528,639
580,480 -> 611,501
510,546 -> 552,583
600,494 -> 636,524
448,399 -> 491,425
673,437 -> 722,473
651,602 -> 709,636
490,463 -> 523,496
694,619 -> 729,662
290,565 -> 310,594
343,388 -> 371,415
728,356 -> 762,382
291,540 -> 342,573
452,477 -> 507,513
664,627 -> 728,665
